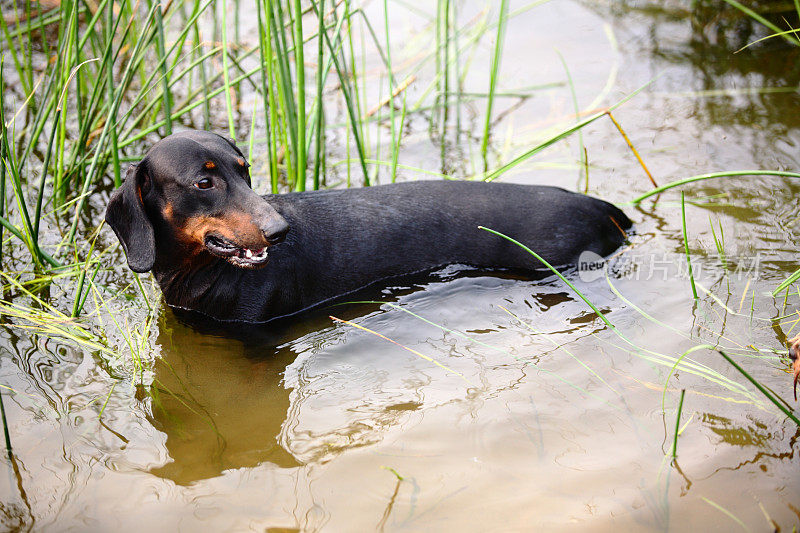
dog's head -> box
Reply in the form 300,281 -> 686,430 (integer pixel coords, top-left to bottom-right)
105,130 -> 289,272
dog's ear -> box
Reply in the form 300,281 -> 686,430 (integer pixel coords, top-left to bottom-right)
105,163 -> 155,273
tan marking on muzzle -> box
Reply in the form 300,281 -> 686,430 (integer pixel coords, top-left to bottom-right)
180,211 -> 269,250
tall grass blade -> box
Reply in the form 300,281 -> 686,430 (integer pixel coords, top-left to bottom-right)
632,170 -> 800,204
484,77 -> 657,182
154,4 -> 173,136
0,387 -> 13,461
718,350 -> 800,426
317,1 -> 370,185
701,498 -> 750,532
681,192 -> 698,300
606,110 -> 657,188
556,50 -> 586,191
221,1 -> 236,140
383,0 -> 398,183
313,0 -> 326,189
0,55 -> 5,268
106,0 -> 121,186
478,226 -> 614,329
773,268 -> 800,296
671,389 -> 686,460
0,68 -> 39,265
392,95 -> 407,182
480,0 -> 509,169
293,0 -> 307,191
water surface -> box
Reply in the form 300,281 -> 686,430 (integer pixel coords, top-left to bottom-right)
1,0 -> 799,530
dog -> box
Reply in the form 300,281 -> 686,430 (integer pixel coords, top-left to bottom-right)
105,130 -> 632,323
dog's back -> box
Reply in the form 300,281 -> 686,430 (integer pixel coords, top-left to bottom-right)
254,181 -> 630,318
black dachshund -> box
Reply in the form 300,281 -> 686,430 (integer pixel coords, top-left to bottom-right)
106,130 -> 631,323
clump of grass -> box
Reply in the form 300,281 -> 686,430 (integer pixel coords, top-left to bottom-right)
709,216 -> 727,272
0,0 -> 383,321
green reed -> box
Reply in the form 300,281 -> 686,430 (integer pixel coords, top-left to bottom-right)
480,0 -> 508,169
721,0 -> 800,47
671,389 -> 686,460
681,192 -> 699,300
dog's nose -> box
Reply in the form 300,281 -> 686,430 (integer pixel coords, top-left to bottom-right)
264,220 -> 289,245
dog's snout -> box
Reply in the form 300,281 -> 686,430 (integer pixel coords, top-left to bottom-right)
264,220 -> 289,245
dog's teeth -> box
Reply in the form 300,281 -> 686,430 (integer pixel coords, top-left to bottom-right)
245,249 -> 253,258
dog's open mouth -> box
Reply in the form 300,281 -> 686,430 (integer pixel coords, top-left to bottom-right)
204,235 -> 270,268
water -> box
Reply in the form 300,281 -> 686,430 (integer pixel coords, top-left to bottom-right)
1,0 -> 799,530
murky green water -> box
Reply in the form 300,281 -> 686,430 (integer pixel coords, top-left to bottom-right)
1,1 -> 799,530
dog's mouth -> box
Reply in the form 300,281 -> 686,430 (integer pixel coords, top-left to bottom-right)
204,234 -> 270,268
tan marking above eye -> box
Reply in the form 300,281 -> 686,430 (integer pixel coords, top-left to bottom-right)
236,157 -> 246,167
204,161 -> 216,169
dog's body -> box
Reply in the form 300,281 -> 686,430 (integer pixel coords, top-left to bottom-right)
106,131 -> 631,323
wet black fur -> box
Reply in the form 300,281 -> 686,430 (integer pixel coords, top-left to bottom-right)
106,130 -> 632,323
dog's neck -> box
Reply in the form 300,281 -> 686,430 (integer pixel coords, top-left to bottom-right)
148,225 -> 293,322
151,235 -> 239,316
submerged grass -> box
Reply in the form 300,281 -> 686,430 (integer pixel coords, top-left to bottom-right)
478,225 -> 797,424
330,314 -> 473,384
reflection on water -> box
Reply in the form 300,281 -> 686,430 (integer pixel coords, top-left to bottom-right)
146,269 -> 590,485
584,0 -> 800,173
149,314 -> 301,483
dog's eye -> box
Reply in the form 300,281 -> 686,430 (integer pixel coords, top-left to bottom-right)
194,178 -> 214,190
